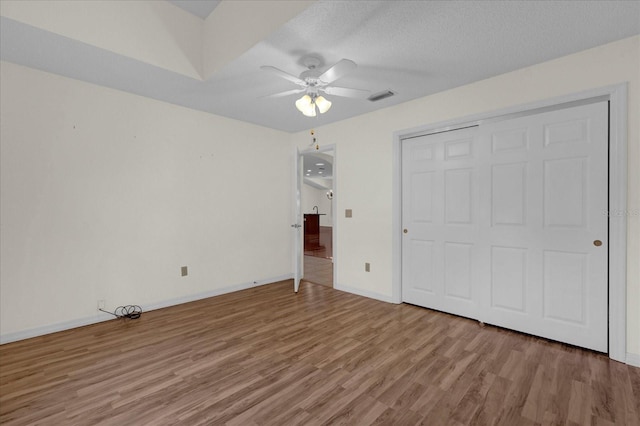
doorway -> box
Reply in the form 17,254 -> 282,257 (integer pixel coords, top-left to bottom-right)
300,148 -> 335,288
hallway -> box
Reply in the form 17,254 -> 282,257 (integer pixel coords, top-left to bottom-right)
304,226 -> 333,287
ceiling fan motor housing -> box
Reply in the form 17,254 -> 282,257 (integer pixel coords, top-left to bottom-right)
300,56 -> 324,84
302,56 -> 322,70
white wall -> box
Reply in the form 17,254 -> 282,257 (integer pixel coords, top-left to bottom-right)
291,36 -> 640,359
0,62 -> 293,340
2,36 -> 638,362
301,184 -> 333,227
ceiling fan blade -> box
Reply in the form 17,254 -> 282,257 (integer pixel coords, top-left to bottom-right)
259,88 -> 306,99
260,66 -> 306,86
318,59 -> 357,84
323,86 -> 370,98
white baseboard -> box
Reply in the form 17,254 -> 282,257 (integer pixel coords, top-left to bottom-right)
4,275 -> 638,369
334,282 -> 398,304
626,352 -> 640,368
0,274 -> 293,345
0,314 -> 114,345
142,274 -> 293,312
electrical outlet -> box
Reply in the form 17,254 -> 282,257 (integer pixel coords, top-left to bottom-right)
365,262 -> 370,272
97,299 -> 105,310
181,266 -> 188,277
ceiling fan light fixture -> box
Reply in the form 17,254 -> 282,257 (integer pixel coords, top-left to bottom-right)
315,96 -> 332,114
295,94 -> 312,112
303,106 -> 317,117
262,57 -> 369,118
296,94 -> 318,117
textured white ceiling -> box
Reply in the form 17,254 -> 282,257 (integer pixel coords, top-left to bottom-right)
1,1 -> 639,133
167,0 -> 220,19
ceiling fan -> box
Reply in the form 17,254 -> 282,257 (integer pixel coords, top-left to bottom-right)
260,56 -> 370,117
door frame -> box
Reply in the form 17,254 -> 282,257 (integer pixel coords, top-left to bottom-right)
391,84 -> 628,363
292,146 -> 303,292
294,144 -> 337,291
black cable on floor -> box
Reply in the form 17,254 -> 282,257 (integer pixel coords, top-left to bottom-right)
99,305 -> 142,319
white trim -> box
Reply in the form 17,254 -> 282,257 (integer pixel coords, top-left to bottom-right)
293,146 -> 302,292
332,146 -> 338,288
0,275 -> 293,345
395,86 -> 622,139
334,283 -> 396,304
142,274 -> 293,312
392,84 -> 628,363
0,314 -> 114,345
627,353 -> 640,368
607,84 -> 628,363
391,130 -> 403,304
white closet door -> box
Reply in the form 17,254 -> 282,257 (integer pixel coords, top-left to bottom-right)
477,101 -> 609,351
402,101 -> 608,352
402,127 -> 481,320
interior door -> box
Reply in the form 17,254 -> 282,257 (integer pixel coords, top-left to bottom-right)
402,101 -> 609,352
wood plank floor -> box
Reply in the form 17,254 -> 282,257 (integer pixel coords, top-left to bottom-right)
304,226 -> 333,259
1,280 -> 639,425
304,255 -> 333,288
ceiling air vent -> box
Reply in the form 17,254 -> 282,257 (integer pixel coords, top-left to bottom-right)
368,90 -> 395,102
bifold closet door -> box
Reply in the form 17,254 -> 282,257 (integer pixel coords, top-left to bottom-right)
402,101 -> 608,352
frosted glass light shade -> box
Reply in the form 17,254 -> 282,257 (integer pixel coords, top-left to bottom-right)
295,94 -> 311,111
315,96 -> 332,114
295,95 -> 316,117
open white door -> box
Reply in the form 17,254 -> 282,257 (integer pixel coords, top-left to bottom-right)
292,147 -> 303,292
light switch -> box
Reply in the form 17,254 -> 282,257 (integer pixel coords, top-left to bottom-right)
181,266 -> 188,276
345,209 -> 352,218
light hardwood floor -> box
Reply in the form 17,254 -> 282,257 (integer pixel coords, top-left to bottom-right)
304,225 -> 333,288
303,256 -> 333,288
1,280 -> 639,425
